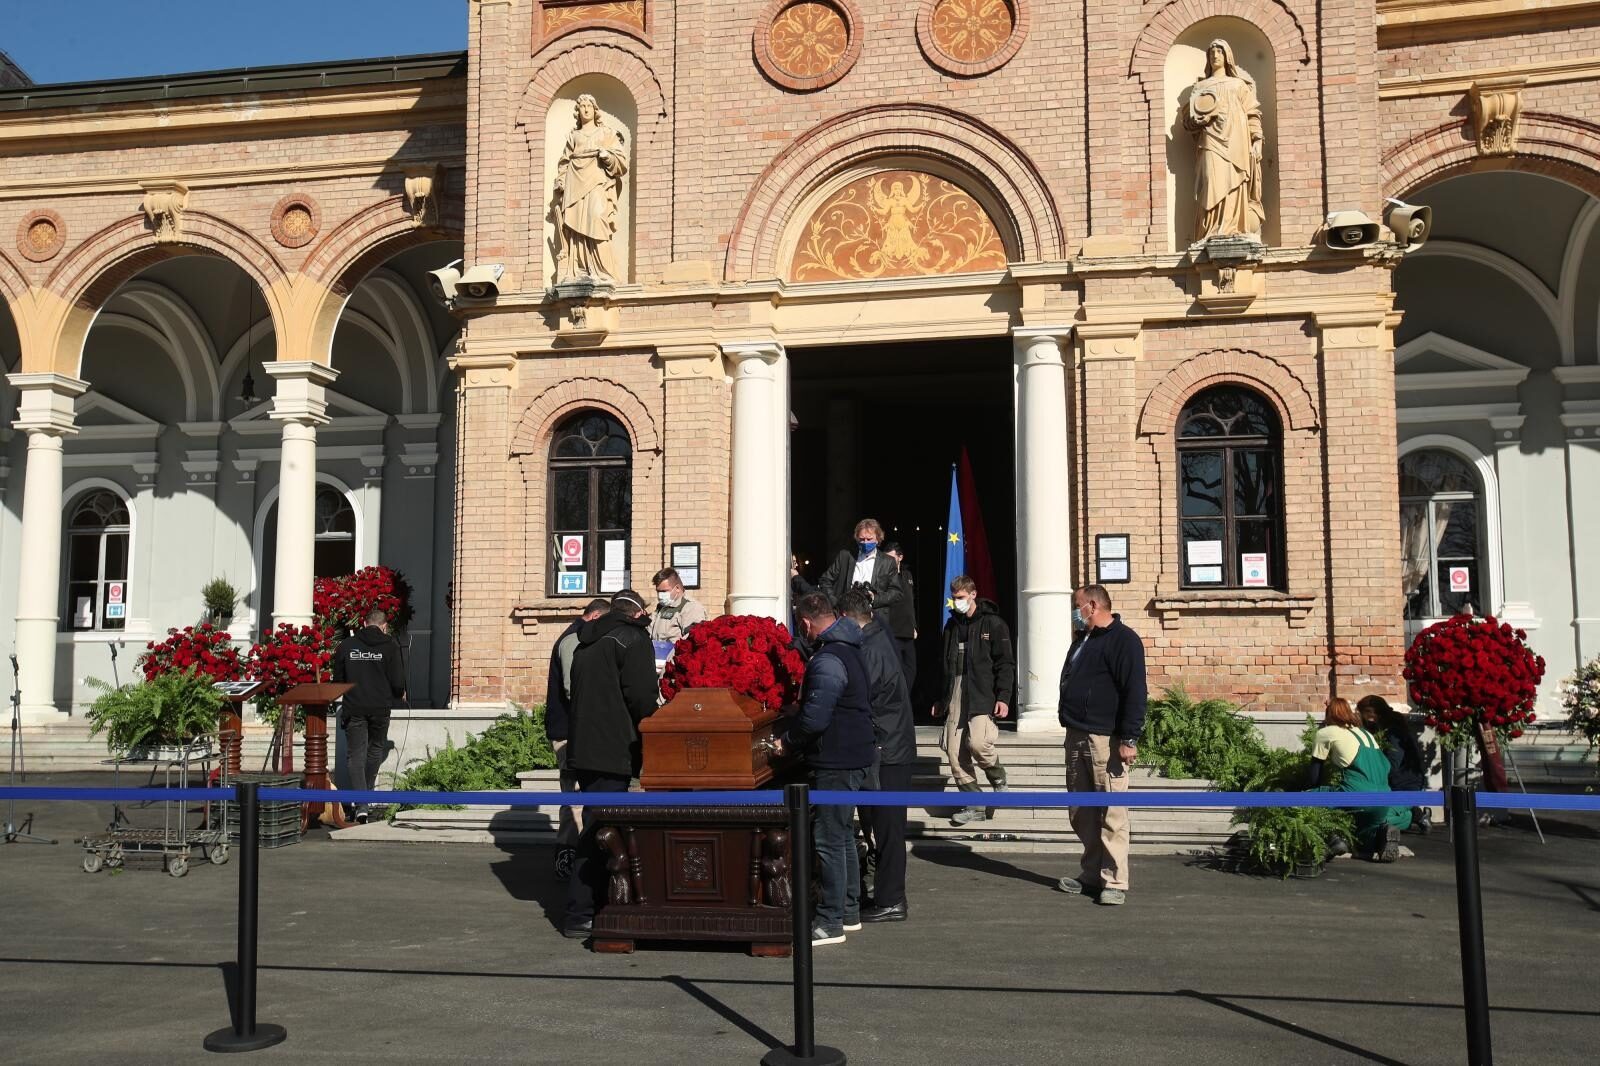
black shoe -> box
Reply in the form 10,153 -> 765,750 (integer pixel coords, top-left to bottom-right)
1411,807 -> 1433,835
1375,824 -> 1400,863
861,902 -> 907,923
561,919 -> 593,940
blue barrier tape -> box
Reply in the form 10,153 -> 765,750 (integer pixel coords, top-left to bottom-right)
0,787 -> 236,803
1476,792 -> 1600,811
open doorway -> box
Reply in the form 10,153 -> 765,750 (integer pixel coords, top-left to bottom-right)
789,338 -> 1016,712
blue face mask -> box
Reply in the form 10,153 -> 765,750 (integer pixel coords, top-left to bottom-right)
858,540 -> 877,558
1072,608 -> 1088,630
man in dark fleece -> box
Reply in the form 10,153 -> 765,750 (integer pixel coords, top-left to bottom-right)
562,589 -> 659,941
332,608 -> 407,824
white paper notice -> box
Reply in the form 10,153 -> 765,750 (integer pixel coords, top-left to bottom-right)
1189,565 -> 1223,584
600,570 -> 624,594
1097,559 -> 1129,582
1241,553 -> 1269,587
672,543 -> 699,569
603,539 -> 625,573
1187,540 -> 1223,566
677,567 -> 700,589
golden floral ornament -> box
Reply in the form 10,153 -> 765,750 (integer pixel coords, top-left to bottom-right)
269,194 -> 322,249
538,1 -> 647,45
917,0 -> 1027,78
17,209 -> 65,262
754,0 -> 862,92
788,170 -> 1009,282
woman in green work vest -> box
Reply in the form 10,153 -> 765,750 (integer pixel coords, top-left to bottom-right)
1308,697 -> 1412,862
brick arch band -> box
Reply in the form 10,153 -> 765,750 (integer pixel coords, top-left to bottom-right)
1138,347 -> 1319,438
1383,112 -> 1600,202
725,103 -> 1065,281
511,376 -> 661,458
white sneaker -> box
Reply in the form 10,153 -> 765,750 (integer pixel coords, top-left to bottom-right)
843,921 -> 862,932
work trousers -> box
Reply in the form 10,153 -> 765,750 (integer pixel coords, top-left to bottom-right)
564,771 -> 632,925
942,711 -> 1001,787
811,767 -> 865,933
339,707 -> 390,801
1064,728 -> 1130,891
860,761 -> 912,908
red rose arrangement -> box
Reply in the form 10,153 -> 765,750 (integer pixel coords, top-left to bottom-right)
247,622 -> 338,701
313,565 -> 414,633
140,623 -> 243,684
659,615 -> 806,713
1403,614 -> 1545,750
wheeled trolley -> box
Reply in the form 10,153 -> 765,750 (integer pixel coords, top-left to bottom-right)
79,735 -> 227,877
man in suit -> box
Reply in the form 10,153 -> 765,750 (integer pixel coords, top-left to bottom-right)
817,518 -> 904,628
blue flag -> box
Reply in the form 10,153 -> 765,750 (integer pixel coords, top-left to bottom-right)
942,465 -> 964,623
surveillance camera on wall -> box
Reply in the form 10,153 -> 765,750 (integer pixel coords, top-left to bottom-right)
458,264 -> 505,300
1323,210 -> 1381,251
427,259 -> 463,304
1383,199 -> 1433,249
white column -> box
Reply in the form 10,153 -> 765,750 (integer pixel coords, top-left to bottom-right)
726,341 -> 784,621
1013,329 -> 1074,732
1563,406 -> 1600,663
264,361 -> 338,627
7,373 -> 87,719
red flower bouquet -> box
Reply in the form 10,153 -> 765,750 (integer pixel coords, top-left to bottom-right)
313,565 -> 414,633
1404,614 -> 1545,750
140,623 -> 243,684
246,622 -> 338,728
659,615 -> 806,713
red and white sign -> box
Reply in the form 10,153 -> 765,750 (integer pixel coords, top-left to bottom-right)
1448,567 -> 1471,593
1240,553 -> 1269,588
559,535 -> 585,566
107,582 -> 125,604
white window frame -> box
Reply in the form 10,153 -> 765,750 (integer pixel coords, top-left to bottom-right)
60,479 -> 136,636
1397,435 -> 1503,638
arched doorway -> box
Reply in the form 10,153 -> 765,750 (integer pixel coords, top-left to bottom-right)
257,481 -> 361,631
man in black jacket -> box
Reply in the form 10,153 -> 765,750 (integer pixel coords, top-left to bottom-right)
562,590 -> 660,939
817,518 -> 904,628
544,597 -> 610,881
883,542 -> 918,689
1057,584 -> 1147,907
332,609 -> 407,824
933,575 -> 1015,827
774,593 -> 876,946
839,590 -> 916,923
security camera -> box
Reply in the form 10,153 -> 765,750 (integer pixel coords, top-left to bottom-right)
1323,210 -> 1381,251
427,259 -> 463,304
1383,199 -> 1433,249
458,264 -> 505,300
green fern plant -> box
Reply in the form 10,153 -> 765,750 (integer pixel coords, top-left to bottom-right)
85,669 -> 225,754
1231,805 -> 1356,878
391,706 -> 556,812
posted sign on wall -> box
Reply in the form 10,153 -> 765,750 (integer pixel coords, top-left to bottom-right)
559,535 -> 584,567
1448,566 -> 1471,594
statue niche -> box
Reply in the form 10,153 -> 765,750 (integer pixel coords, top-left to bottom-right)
551,92 -> 631,284
1181,39 -> 1264,244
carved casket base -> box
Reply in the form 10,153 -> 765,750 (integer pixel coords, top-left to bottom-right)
588,804 -> 792,957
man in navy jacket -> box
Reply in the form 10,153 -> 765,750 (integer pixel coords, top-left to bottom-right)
1057,584 -> 1147,906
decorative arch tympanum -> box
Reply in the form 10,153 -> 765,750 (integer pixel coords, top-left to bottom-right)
1382,113 -> 1600,203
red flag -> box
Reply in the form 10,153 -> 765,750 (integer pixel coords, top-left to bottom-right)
956,448 -> 997,607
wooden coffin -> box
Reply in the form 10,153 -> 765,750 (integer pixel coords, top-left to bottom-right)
639,688 -> 778,791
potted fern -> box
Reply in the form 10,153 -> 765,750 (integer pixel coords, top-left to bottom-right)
86,670 -> 226,761
202,577 -> 239,626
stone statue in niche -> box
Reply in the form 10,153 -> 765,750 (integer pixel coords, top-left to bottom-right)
1182,39 -> 1264,243
552,93 -> 630,283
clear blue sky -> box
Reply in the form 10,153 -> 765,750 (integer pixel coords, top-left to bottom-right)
1,1 -> 468,85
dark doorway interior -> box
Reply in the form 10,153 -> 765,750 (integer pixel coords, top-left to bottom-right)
789,338 -> 1016,712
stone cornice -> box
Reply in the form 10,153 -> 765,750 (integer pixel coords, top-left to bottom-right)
1378,0 -> 1600,46
0,154 -> 465,202
1379,55 -> 1600,99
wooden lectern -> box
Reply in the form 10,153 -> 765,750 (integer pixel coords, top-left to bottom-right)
214,681 -> 265,780
277,682 -> 354,831
589,688 -> 795,956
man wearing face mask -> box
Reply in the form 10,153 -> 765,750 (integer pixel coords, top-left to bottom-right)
932,575 -> 1015,827
1057,584 -> 1147,907
817,518 -> 904,629
647,567 -> 706,643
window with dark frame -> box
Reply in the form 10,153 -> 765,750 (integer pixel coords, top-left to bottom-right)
312,486 -> 357,579
65,489 -> 131,632
547,411 -> 632,597
1399,449 -> 1483,621
1176,385 -> 1284,590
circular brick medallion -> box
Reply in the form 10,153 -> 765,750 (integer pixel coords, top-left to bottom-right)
917,0 -> 1027,77
16,209 -> 65,262
755,0 -> 862,92
269,194 -> 322,249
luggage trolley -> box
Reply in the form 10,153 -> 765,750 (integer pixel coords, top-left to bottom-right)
79,734 -> 229,877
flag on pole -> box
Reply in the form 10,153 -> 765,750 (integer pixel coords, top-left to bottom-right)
956,447 -> 997,607
942,464 -> 964,623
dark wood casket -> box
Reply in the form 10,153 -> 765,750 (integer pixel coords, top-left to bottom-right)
588,689 -> 793,956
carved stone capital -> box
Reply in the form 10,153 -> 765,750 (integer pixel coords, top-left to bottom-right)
657,343 -> 724,381
403,164 -> 442,227
264,361 -> 340,426
140,180 -> 189,242
7,373 -> 88,436
1469,77 -> 1525,157
448,351 -> 518,390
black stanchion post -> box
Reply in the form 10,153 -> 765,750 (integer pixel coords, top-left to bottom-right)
1450,785 -> 1493,1066
204,781 -> 287,1053
762,782 -> 845,1066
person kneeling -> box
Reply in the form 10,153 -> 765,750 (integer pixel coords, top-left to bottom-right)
1308,698 -> 1411,863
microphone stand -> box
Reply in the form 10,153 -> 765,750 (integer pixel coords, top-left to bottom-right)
4,651 -> 57,845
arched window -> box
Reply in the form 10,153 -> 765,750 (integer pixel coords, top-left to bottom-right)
65,489 -> 132,631
1176,385 -> 1283,589
548,411 -> 632,597
1399,450 -> 1483,621
313,486 -> 357,579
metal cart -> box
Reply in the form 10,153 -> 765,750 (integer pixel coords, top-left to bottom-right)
79,734 -> 230,877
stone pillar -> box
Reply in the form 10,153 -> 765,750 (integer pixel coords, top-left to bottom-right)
726,341 -> 785,621
7,373 -> 87,718
1489,414 -> 1532,625
264,361 -> 338,628
659,344 -> 731,613
1012,329 -> 1074,732
1563,406 -> 1600,663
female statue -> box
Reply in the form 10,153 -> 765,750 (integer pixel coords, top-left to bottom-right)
553,93 -> 630,283
1182,39 -> 1265,242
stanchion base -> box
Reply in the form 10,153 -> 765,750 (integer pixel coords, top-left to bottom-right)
761,1045 -> 846,1066
203,1023 -> 288,1053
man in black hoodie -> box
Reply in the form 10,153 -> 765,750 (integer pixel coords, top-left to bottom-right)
1056,584 -> 1147,907
332,609 -> 407,824
544,598 -> 611,881
839,590 -> 916,923
562,589 -> 659,940
933,575 -> 1015,827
